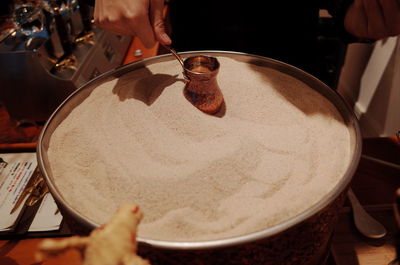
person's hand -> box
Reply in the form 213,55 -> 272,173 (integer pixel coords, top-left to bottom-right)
344,0 -> 400,39
94,0 -> 171,48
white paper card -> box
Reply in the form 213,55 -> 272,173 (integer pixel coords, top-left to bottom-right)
0,152 -> 37,231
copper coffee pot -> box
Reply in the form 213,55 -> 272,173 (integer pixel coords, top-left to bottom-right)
164,46 -> 224,115
183,55 -> 224,115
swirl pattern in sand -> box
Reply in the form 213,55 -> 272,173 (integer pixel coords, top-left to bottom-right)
48,57 -> 351,241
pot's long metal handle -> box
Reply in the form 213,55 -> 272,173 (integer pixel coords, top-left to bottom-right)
162,44 -> 185,68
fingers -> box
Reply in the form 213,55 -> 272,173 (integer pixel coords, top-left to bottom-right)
150,0 -> 171,45
379,0 -> 400,36
94,0 -> 171,48
94,0 -> 157,48
133,11 -> 157,48
344,0 -> 368,38
363,0 -> 389,39
345,0 -> 400,39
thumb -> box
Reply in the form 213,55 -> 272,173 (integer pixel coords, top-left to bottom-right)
150,0 -> 172,45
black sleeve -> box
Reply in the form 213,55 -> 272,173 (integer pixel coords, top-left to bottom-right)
80,0 -> 95,7
0,0 -> 13,16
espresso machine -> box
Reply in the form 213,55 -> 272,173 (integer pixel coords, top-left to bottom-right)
0,0 -> 131,122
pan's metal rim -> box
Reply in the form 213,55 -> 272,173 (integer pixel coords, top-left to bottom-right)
37,50 -> 362,251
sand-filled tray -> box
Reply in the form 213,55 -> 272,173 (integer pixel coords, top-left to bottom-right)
37,51 -> 361,264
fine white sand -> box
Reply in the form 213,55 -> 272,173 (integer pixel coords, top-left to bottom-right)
47,56 -> 351,242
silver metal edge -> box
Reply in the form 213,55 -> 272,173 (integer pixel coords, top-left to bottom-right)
37,50 -> 362,250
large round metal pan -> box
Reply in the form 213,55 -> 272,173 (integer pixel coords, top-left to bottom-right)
37,51 -> 361,264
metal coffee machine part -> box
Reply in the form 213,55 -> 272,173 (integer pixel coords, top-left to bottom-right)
0,0 -> 131,122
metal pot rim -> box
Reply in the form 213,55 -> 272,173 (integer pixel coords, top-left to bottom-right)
37,50 -> 362,250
